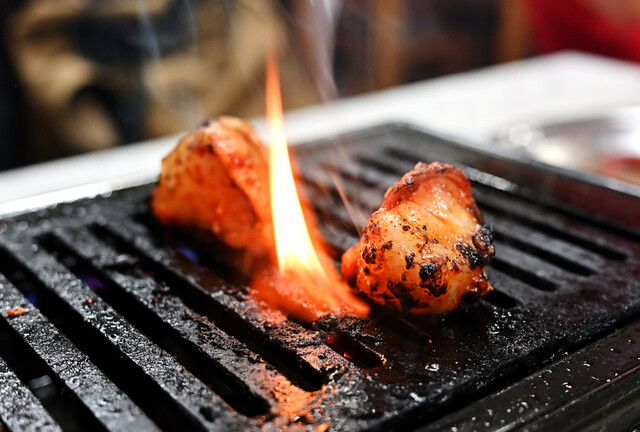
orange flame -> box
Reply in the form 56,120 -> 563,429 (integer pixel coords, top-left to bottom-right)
251,55 -> 369,322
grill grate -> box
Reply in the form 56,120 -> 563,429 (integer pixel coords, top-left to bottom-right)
1,124 -> 640,431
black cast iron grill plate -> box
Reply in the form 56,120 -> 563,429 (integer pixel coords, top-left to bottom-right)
1,124 -> 640,431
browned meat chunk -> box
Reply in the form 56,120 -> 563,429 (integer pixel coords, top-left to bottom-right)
342,162 -> 494,314
151,116 -> 272,255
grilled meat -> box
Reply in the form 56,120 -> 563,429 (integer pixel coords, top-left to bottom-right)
151,117 -> 272,255
341,162 -> 494,314
150,116 -> 365,321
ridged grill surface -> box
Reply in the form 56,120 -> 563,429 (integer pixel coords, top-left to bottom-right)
1,124 -> 640,431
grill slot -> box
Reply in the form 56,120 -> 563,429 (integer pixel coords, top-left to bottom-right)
489,256 -> 557,292
0,239 -> 248,431
494,242 -> 571,287
368,308 -> 433,345
132,213 -> 250,288
301,179 -> 364,238
322,331 -> 384,368
2,124 -> 640,431
471,180 -> 640,245
90,222 -> 344,391
488,214 -> 602,276
325,162 -> 384,189
492,229 -> 595,276
39,231 -> 272,417
0,355 -> 61,432
0,254 -> 157,432
483,268 -> 546,305
480,288 -> 520,309
472,191 -> 630,262
0,315 -> 93,432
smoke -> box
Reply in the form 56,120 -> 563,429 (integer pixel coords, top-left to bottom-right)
135,0 -> 161,60
131,0 -> 368,233
304,0 -> 342,101
288,1 -> 373,235
135,0 -> 205,134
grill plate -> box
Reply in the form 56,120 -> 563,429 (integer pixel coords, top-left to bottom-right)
1,124 -> 640,431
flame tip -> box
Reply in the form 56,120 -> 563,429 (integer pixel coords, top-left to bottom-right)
253,52 -> 368,321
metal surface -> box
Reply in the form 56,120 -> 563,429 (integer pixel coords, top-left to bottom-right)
1,124 -> 640,431
497,106 -> 640,187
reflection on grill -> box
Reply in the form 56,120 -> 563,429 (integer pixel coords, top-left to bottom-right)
1,125 -> 640,431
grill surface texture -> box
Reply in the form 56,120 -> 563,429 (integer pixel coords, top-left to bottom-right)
1,124 -> 640,431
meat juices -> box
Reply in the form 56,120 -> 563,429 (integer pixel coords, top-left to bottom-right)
342,162 -> 494,314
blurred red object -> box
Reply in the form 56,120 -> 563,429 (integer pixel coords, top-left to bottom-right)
525,0 -> 640,63
595,157 -> 640,185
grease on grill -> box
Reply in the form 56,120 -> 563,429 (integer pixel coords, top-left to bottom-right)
1,124 -> 640,432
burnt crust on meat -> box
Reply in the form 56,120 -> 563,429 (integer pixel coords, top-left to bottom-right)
362,246 -> 378,264
419,263 -> 438,281
405,253 -> 415,269
472,225 -> 495,254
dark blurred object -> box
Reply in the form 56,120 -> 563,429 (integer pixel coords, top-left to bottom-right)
70,0 -> 198,67
3,0 -> 317,167
497,106 -> 640,186
0,0 -> 26,170
290,0 -> 497,96
596,157 -> 640,185
495,0 -> 532,62
66,0 -> 204,151
336,0 -> 497,93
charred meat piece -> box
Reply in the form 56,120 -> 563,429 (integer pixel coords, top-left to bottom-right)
341,162 -> 494,314
151,117 -> 272,255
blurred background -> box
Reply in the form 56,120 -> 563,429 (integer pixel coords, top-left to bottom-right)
1,0 -> 639,171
